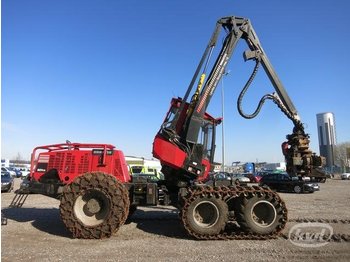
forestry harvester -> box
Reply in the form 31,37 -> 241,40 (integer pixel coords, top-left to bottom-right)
12,16 -> 325,239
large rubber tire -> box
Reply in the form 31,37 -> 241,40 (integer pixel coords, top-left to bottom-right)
184,196 -> 228,236
236,194 -> 284,235
60,172 -> 130,239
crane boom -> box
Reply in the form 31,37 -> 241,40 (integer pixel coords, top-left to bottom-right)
183,16 -> 304,143
153,16 -> 325,187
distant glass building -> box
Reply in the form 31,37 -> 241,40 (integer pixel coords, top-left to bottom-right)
316,112 -> 336,167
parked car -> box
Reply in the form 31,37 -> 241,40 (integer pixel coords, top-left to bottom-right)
231,173 -> 250,183
18,167 -> 30,177
1,171 -> 14,192
243,172 -> 262,183
9,167 -> 22,178
259,172 -> 319,193
209,172 -> 230,181
131,173 -> 160,182
1,167 -> 16,178
208,172 -> 250,184
341,173 -> 350,180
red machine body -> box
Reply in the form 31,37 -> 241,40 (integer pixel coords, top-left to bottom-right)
30,143 -> 131,184
153,98 -> 221,183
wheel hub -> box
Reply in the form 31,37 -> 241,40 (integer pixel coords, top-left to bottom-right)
74,190 -> 110,226
86,198 -> 101,214
193,201 -> 219,228
251,200 -> 277,228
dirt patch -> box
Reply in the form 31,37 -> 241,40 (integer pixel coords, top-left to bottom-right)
2,178 -> 350,261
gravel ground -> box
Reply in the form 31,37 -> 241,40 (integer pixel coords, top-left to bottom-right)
1,177 -> 350,262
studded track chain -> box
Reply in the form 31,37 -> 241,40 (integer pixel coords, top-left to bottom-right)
288,218 -> 350,224
130,186 -> 350,242
284,218 -> 350,242
180,184 -> 288,240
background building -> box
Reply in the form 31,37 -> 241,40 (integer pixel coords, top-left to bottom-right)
1,159 -> 10,167
316,112 -> 336,168
263,162 -> 286,172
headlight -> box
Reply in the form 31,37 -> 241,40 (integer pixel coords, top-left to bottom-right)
1,182 -> 9,185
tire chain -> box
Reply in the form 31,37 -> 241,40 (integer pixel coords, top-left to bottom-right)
130,187 -> 350,243
281,233 -> 350,243
284,217 -> 350,243
288,218 -> 350,224
60,172 -> 130,239
180,184 -> 288,240
131,215 -> 350,242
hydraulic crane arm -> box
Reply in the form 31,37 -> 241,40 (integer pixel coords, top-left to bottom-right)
160,16 -> 325,179
182,16 -> 304,144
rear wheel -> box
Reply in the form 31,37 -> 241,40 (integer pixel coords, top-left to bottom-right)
236,193 -> 285,235
183,195 -> 228,236
60,172 -> 130,239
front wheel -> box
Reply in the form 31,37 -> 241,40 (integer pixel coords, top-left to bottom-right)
60,172 -> 130,239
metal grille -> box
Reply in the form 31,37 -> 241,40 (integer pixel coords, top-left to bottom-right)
48,153 -> 64,171
65,153 -> 76,174
78,153 -> 90,174
114,158 -> 122,177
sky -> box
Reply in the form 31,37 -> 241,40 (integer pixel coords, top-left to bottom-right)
2,0 -> 350,165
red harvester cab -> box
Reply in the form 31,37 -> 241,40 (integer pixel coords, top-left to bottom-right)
153,98 -> 222,183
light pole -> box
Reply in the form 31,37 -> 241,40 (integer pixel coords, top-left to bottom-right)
221,70 -> 230,172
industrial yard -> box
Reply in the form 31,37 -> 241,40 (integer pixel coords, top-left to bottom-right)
1,177 -> 350,262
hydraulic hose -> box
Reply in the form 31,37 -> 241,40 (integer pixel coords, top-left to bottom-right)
237,60 -> 275,119
236,60 -> 305,133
